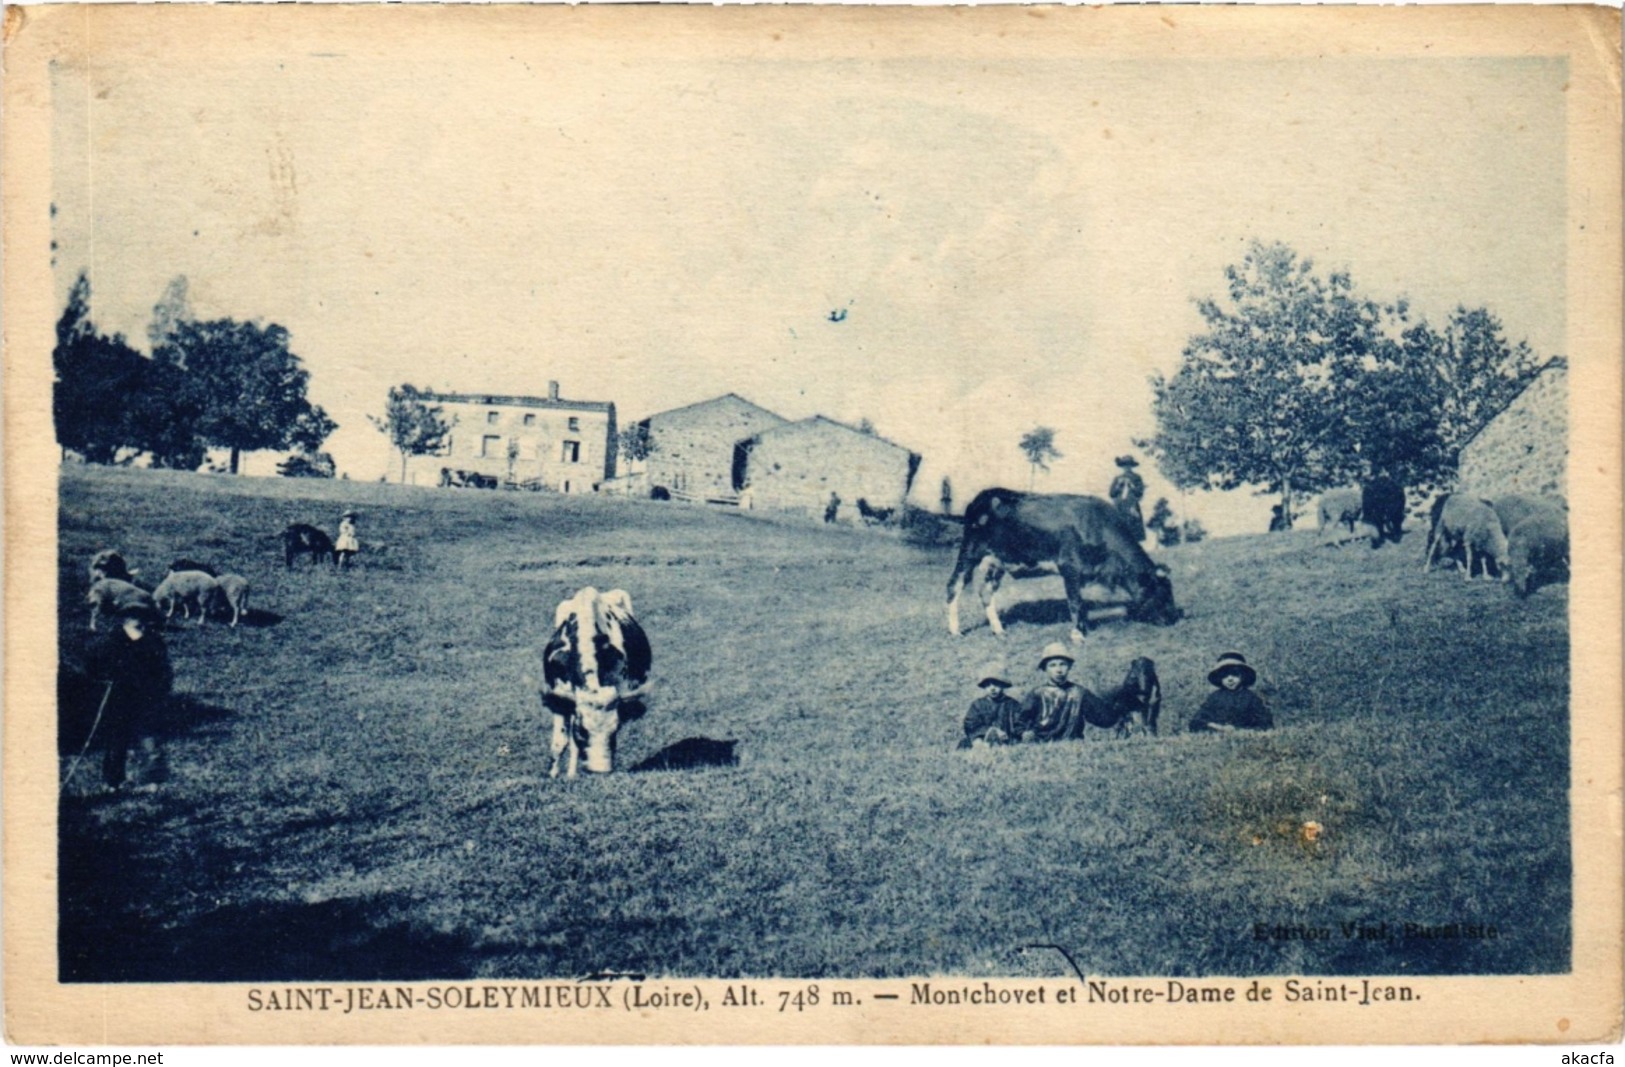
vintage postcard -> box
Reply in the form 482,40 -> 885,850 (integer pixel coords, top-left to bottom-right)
4,3 -> 1621,1049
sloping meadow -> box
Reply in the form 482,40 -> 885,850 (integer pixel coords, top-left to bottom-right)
57,466 -> 1569,980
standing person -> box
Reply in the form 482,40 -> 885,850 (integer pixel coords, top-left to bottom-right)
81,603 -> 172,793
824,492 -> 841,524
1187,652 -> 1273,733
1019,643 -> 1088,742
334,510 -> 361,569
1110,456 -> 1147,543
958,665 -> 1022,748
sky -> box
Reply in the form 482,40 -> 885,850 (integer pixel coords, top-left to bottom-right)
50,15 -> 1569,536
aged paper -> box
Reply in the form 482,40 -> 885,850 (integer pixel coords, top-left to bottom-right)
4,3 -> 1621,1048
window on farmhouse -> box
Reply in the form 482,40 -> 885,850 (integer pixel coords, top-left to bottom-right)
523,414 -> 536,427
487,411 -> 500,425
562,440 -> 581,464
568,417 -> 580,431
481,435 -> 502,458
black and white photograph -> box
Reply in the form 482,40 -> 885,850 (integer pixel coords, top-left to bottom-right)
4,3 -> 1620,1048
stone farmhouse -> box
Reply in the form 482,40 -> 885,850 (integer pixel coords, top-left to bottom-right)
1457,358 -> 1568,498
625,393 -> 788,502
405,382 -> 616,493
735,416 -> 921,518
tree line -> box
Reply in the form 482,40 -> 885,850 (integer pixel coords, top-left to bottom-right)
53,272 -> 335,475
1141,240 -> 1546,527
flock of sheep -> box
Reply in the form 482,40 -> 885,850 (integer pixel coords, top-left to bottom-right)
85,549 -> 252,630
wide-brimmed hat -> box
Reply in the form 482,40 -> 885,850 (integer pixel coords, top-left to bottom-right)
1115,455 -> 1139,468
1036,642 -> 1075,670
976,663 -> 1013,688
1208,652 -> 1257,688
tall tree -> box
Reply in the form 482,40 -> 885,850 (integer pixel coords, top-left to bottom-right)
1141,240 -> 1396,520
1018,427 -> 1061,489
146,275 -> 192,353
370,384 -> 455,483
53,272 -> 148,464
617,423 -> 657,466
161,318 -> 334,474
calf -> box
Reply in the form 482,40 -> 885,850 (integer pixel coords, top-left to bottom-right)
86,578 -> 156,632
538,587 -> 653,777
154,570 -> 221,625
282,523 -> 336,569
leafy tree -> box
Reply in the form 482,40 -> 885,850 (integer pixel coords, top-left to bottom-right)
369,383 -> 455,483
278,451 -> 337,478
53,272 -> 148,464
128,355 -> 206,470
1146,497 -> 1175,534
617,422 -> 658,466
1018,426 -> 1061,489
1431,307 -> 1543,458
939,475 -> 953,515
159,318 -> 334,474
1180,518 -> 1209,544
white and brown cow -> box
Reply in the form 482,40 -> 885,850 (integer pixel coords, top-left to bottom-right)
538,587 -> 653,777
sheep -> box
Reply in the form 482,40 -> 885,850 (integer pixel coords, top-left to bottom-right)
212,574 -> 251,627
86,578 -> 155,632
1506,509 -> 1569,598
1425,494 -> 1508,580
153,570 -> 221,626
89,549 -> 137,585
1489,494 -> 1567,539
167,558 -> 219,579
1316,487 -> 1365,544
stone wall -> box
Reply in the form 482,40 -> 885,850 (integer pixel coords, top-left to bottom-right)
742,418 -> 917,518
644,395 -> 786,499
1457,362 -> 1567,499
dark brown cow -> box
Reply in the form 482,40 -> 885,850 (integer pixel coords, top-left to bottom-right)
946,489 -> 1178,643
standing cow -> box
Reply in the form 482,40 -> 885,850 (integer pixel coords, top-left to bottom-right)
538,587 -> 653,777
1361,476 -> 1406,546
945,489 -> 1178,643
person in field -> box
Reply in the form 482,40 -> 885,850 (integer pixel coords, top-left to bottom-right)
1019,643 -> 1088,742
824,492 -> 841,524
82,602 -> 173,792
1187,652 -> 1273,733
334,510 -> 361,569
1109,455 -> 1147,543
958,665 -> 1021,748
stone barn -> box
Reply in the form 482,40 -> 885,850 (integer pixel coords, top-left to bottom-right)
637,393 -> 787,502
735,417 -> 921,519
1457,358 -> 1568,498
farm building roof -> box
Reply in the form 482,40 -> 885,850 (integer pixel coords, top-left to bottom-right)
420,390 -> 614,414
1453,356 -> 1567,455
637,392 -> 786,426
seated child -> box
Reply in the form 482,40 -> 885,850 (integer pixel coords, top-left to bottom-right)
959,665 -> 1021,748
1019,643 -> 1088,742
1188,652 -> 1273,733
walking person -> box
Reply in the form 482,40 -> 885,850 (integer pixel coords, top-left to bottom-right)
1110,456 -> 1147,543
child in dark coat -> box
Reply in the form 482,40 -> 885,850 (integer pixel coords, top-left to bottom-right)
958,666 -> 1021,748
1019,643 -> 1089,742
1188,652 -> 1272,733
82,603 -> 172,790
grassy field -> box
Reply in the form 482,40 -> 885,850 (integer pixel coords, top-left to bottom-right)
56,465 -> 1570,981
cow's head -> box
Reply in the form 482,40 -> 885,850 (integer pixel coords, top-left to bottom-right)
1128,564 -> 1180,626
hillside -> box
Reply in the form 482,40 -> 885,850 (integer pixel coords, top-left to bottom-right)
56,465 -> 1570,980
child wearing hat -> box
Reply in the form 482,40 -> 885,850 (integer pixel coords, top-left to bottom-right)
1019,643 -> 1089,742
335,510 -> 360,569
958,665 -> 1022,749
81,603 -> 173,792
1188,652 -> 1273,733
1109,456 -> 1147,543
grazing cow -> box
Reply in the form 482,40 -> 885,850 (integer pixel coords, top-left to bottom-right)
282,523 -> 336,569
1361,477 -> 1406,546
946,489 -> 1178,643
1505,509 -> 1569,598
86,578 -> 156,632
629,737 -> 739,773
89,549 -> 137,585
1425,494 -> 1508,580
856,498 -> 896,526
539,587 -> 653,777
1080,656 -> 1163,737
1317,487 -> 1364,542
